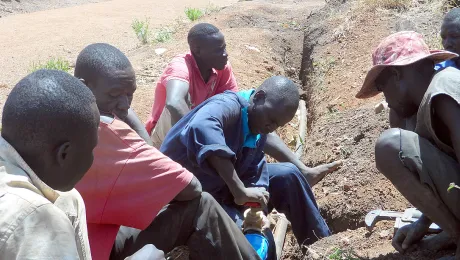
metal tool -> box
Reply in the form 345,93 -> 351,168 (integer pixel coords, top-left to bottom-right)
365,208 -> 441,233
394,217 -> 441,234
365,208 -> 423,232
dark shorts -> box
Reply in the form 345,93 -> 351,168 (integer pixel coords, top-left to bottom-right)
398,129 -> 460,219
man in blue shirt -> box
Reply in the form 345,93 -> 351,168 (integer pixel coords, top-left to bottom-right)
436,8 -> 460,71
161,76 -> 331,248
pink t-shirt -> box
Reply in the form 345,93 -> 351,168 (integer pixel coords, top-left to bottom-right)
145,52 -> 239,134
75,116 -> 193,260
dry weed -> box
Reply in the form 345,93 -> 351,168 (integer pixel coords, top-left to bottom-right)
363,0 -> 412,10
444,0 -> 460,10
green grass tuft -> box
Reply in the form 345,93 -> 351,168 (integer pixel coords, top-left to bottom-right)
328,248 -> 360,260
29,58 -> 71,73
132,18 -> 150,44
185,7 -> 203,21
153,27 -> 174,43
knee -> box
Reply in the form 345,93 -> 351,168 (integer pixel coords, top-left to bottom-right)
375,128 -> 402,178
200,192 -> 215,202
271,164 -> 300,182
269,164 -> 304,193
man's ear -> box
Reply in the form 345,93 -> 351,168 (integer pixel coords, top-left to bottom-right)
56,142 -> 71,167
190,44 -> 201,58
79,78 -> 86,85
79,78 -> 97,90
252,90 -> 267,105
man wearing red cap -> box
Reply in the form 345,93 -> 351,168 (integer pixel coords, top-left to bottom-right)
357,31 -> 460,257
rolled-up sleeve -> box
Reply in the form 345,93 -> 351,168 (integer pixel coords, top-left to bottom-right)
179,99 -> 240,171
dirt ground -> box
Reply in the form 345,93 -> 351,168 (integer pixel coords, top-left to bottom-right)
0,0 -> 456,259
281,0 -> 455,259
0,0 -> 237,121
0,0 -> 109,17
128,0 -> 322,122
130,0 -> 456,259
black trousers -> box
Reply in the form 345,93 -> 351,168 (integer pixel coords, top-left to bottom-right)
110,192 -> 261,260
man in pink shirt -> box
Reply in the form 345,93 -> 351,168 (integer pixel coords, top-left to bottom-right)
74,43 -> 260,260
144,23 -> 238,148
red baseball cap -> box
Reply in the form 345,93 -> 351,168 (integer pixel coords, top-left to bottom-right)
356,31 -> 458,99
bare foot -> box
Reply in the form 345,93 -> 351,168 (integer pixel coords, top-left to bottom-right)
302,160 -> 343,187
418,231 -> 455,252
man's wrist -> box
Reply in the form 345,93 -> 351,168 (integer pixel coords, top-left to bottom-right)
417,214 -> 432,227
229,183 -> 246,199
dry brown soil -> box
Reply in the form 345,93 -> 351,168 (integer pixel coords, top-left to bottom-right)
130,0 -> 455,259
0,0 -> 455,259
0,0 -> 109,17
283,0 -> 454,259
0,0 -> 237,121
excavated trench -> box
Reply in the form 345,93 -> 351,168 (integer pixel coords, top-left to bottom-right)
296,0 -> 369,234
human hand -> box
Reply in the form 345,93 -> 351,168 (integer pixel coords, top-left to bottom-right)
234,187 -> 269,208
125,244 -> 166,260
392,220 -> 430,254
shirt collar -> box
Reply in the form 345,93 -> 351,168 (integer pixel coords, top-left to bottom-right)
435,59 -> 458,71
238,89 -> 261,148
0,136 -> 59,202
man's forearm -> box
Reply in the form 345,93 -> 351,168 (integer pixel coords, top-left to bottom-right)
264,132 -> 307,171
125,108 -> 153,146
174,176 -> 202,201
208,155 -> 246,197
165,102 -> 190,126
418,214 -> 433,226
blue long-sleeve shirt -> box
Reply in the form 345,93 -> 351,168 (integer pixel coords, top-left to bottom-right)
160,91 -> 269,204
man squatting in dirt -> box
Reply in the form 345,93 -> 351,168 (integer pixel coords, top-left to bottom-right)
160,76 -> 340,256
73,43 -> 262,260
128,22 -> 342,187
356,30 -> 460,258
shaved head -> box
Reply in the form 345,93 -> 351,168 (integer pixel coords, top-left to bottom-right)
187,23 -> 221,46
2,70 -> 97,154
2,69 -> 99,191
442,8 -> 460,54
248,76 -> 300,135
187,23 -> 228,71
74,43 -> 132,85
75,43 -> 136,120
444,8 -> 460,24
258,76 -> 300,111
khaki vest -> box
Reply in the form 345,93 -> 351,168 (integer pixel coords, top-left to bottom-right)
416,67 -> 460,157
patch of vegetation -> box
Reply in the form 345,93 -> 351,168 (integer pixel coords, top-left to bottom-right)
363,0 -> 411,10
132,18 -> 150,44
312,56 -> 337,92
448,182 -> 460,192
152,27 -> 174,43
425,34 -> 444,50
185,7 -> 203,21
444,0 -> 460,11
204,3 -> 222,15
328,248 -> 360,260
29,58 -> 71,73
